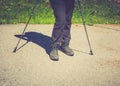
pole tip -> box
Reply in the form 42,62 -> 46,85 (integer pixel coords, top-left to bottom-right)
13,48 -> 17,53
90,51 -> 93,55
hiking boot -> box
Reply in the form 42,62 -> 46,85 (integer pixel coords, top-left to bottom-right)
60,45 -> 74,56
49,47 -> 59,61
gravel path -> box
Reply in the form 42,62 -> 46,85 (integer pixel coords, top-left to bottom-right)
0,24 -> 120,86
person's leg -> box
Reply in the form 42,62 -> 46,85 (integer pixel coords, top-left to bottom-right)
50,0 -> 66,47
62,0 -> 75,45
49,0 -> 66,61
60,0 -> 75,56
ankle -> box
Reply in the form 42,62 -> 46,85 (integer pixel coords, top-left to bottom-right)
61,42 -> 69,47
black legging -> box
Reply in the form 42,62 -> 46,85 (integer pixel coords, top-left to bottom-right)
50,0 -> 75,47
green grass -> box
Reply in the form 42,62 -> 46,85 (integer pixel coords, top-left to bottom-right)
0,3 -> 120,24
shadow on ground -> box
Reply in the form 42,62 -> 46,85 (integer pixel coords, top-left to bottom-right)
14,32 -> 90,55
14,32 -> 51,55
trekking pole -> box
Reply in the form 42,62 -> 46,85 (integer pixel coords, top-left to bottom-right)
77,0 -> 93,55
13,1 -> 38,53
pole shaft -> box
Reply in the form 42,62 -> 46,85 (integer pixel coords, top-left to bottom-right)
13,3 -> 37,52
77,0 -> 93,55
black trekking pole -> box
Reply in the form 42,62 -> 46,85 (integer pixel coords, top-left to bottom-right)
77,0 -> 93,55
13,1 -> 39,53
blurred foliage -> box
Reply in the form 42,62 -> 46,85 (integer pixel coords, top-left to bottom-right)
0,0 -> 120,24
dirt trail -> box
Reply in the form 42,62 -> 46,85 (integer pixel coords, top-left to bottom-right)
0,24 -> 120,86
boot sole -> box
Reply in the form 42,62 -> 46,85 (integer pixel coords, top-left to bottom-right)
49,55 -> 59,61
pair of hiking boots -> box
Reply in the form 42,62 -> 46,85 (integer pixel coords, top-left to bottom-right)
49,44 -> 74,61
